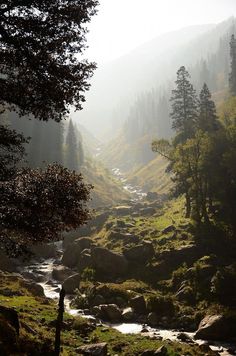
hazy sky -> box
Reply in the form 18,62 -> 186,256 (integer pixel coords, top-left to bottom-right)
86,0 -> 236,64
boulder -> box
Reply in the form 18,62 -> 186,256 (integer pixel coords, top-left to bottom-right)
74,237 -> 93,251
62,225 -> 92,248
147,312 -> 158,327
0,306 -> 19,336
195,315 -> 236,341
78,251 -> 93,272
99,304 -> 122,323
76,342 -> 107,355
161,225 -> 175,234
113,206 -> 132,216
155,346 -> 168,355
20,280 -> 45,297
124,241 -> 155,263
139,207 -> 156,216
52,266 -> 73,281
61,243 -> 82,268
107,230 -> 137,243
122,307 -> 135,322
129,295 -> 146,314
62,273 -> 80,294
91,247 -> 128,277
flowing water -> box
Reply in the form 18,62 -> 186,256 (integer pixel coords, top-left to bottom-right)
20,254 -> 235,356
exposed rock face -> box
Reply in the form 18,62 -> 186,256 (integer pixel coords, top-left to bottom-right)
129,295 -> 146,314
124,241 -> 155,262
62,273 -> 80,294
52,266 -> 73,281
195,315 -> 236,341
76,342 -> 107,355
91,247 -> 128,277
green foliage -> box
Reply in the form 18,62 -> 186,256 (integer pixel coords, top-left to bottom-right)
81,267 -> 96,282
170,66 -> 199,141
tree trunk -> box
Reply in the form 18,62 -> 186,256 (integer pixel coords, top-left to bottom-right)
54,288 -> 65,356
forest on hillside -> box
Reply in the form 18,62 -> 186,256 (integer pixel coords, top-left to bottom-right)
1,1 -> 236,356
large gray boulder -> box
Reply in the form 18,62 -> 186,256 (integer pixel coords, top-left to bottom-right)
91,247 -> 128,277
61,244 -> 82,268
62,273 -> 80,294
195,315 -> 236,341
76,342 -> 107,356
62,237 -> 93,268
124,241 -> 155,263
95,304 -> 122,323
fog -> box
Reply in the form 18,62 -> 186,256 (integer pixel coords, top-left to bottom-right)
74,0 -> 236,139
86,0 -> 236,64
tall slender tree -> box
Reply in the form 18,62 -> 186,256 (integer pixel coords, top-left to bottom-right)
171,66 -> 198,142
66,120 -> 79,171
197,83 -> 219,132
229,34 -> 236,96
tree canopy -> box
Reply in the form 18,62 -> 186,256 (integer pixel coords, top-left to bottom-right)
0,0 -> 98,121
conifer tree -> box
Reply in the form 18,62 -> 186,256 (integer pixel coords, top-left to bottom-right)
66,120 -> 79,171
171,66 -> 198,142
229,34 -> 236,96
198,83 -> 219,132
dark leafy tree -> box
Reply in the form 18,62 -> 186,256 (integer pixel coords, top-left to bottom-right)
0,124 -> 28,181
197,83 -> 219,132
229,34 -> 236,96
0,0 -> 98,122
0,164 -> 92,256
171,66 -> 198,142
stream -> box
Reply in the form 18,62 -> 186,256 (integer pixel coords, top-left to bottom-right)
20,246 -> 236,356
111,168 -> 146,201
19,168 -> 235,355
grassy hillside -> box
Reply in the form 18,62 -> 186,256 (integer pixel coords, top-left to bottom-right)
82,158 -> 130,207
100,134 -> 156,173
127,155 -> 172,194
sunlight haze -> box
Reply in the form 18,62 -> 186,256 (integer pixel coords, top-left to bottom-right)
86,0 -> 236,63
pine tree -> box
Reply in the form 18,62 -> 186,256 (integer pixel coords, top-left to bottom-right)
66,120 -> 79,171
229,34 -> 236,96
197,83 -> 219,132
171,66 -> 198,142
